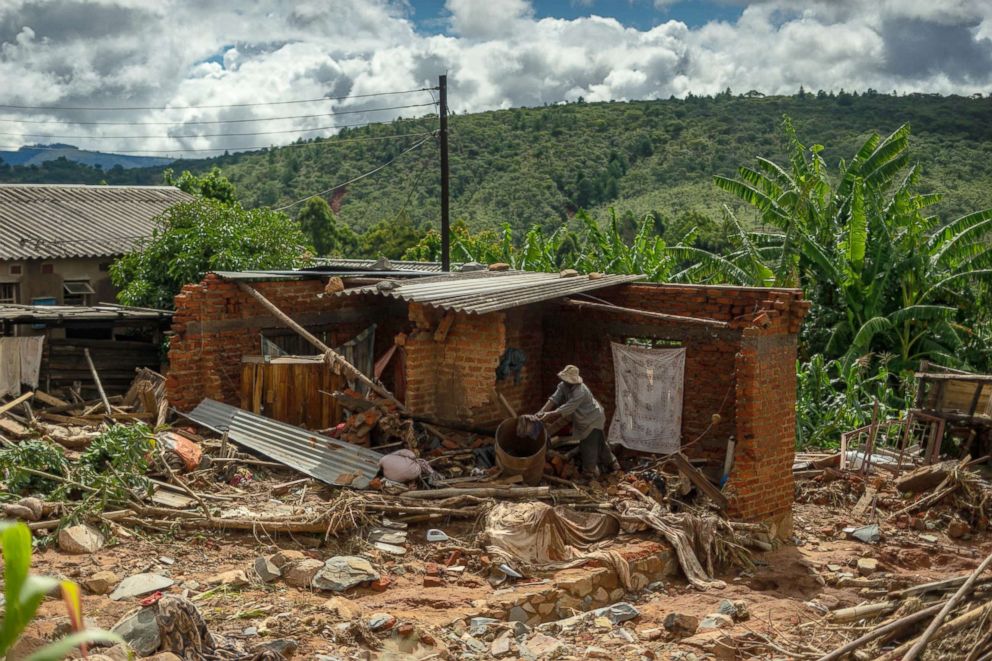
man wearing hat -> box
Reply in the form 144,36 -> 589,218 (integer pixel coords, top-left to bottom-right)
537,365 -> 620,478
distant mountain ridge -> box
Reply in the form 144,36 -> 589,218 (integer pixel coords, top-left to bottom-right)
0,93 -> 990,239
0,144 -> 173,170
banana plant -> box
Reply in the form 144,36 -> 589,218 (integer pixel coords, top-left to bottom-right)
1,521 -> 121,660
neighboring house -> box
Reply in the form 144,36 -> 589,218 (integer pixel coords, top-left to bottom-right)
0,184 -> 193,307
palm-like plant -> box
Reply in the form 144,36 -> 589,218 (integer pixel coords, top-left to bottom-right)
687,117 -> 992,371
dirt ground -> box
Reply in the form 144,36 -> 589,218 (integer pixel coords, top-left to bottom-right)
17,476 -> 991,661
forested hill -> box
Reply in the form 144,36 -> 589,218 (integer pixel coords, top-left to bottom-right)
2,92 -> 991,237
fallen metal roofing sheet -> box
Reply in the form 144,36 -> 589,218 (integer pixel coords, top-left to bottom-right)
185,399 -> 382,488
0,184 -> 193,260
336,270 -> 644,314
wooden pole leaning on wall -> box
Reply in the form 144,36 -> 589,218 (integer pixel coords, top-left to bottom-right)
235,281 -> 406,412
562,299 -> 731,328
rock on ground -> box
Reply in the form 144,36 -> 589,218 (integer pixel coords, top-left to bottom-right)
208,569 -> 249,587
283,559 -> 324,588
58,524 -> 105,554
82,570 -> 119,595
111,608 -> 161,656
664,612 -> 699,637
254,556 -> 281,582
312,556 -> 379,592
110,573 -> 174,601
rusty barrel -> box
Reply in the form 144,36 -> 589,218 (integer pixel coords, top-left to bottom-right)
495,417 -> 547,485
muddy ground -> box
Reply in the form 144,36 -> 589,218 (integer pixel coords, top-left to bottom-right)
15,469 -> 989,661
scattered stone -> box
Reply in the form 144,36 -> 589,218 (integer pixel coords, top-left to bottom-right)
3,496 -> 43,522
283,559 -> 324,587
58,524 -> 105,554
639,627 -> 664,641
664,612 -> 699,637
100,644 -> 136,661
526,632 -> 565,657
146,655 -> 183,661
254,639 -> 298,658
597,602 -> 640,625
111,608 -> 161,656
253,557 -> 281,583
370,576 -> 392,591
324,596 -> 363,619
110,573 -> 174,601
469,617 -> 500,635
511,621 -> 530,638
697,613 -> 734,631
423,575 -> 444,588
827,564 -> 842,572
508,606 -> 529,623
82,570 -> 119,595
586,646 -> 611,659
242,627 -> 258,636
368,528 -> 407,545
158,556 -> 175,565
397,623 -> 414,637
731,600 -> 749,621
857,558 -> 879,576
491,632 -> 514,657
270,549 -> 306,569
919,534 -> 939,543
312,556 -> 379,592
593,587 -> 610,603
948,519 -> 970,539
374,541 -> 407,556
208,569 -> 249,587
461,633 -> 487,654
368,613 -> 396,631
615,628 -> 638,643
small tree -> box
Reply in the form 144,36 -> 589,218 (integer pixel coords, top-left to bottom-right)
296,197 -> 358,257
111,199 -> 313,309
164,166 -> 237,205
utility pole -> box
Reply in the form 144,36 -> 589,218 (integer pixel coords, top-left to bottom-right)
439,74 -> 450,272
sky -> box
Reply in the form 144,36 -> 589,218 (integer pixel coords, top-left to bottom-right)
0,0 -> 990,157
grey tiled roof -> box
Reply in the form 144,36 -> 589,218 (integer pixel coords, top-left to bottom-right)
0,184 -> 193,260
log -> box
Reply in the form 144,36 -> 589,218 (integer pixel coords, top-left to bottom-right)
0,391 -> 34,417
889,574 -> 992,600
399,486 -> 551,500
873,601 -> 992,661
28,509 -> 134,531
815,602 -> 945,661
32,390 -> 69,408
827,601 -> 899,623
236,282 -> 405,411
83,348 -> 112,415
665,452 -> 729,511
562,298 -> 730,328
902,548 -> 992,661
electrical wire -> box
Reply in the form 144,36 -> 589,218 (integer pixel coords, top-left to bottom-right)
0,103 -> 437,141
0,87 -> 437,112
0,130 -> 437,156
274,134 -> 434,211
0,111 -> 380,126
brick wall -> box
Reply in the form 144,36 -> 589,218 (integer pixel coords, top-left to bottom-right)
167,274 -> 391,411
403,304 -> 511,426
543,282 -> 808,529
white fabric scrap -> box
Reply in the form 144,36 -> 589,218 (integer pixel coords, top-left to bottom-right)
608,343 -> 685,454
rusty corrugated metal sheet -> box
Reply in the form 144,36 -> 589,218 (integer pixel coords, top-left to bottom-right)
0,184 -> 193,260
336,271 -> 643,314
185,399 -> 382,488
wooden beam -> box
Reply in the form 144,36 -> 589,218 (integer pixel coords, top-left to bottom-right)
665,452 -> 729,510
0,391 -> 34,417
915,372 -> 992,383
563,299 -> 730,328
235,281 -> 406,411
83,348 -> 112,415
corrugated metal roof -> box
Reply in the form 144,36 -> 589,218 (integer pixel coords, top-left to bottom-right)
0,184 -> 194,260
185,398 -> 382,488
0,303 -> 172,323
337,270 -> 644,314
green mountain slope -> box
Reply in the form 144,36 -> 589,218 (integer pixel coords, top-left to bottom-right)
2,92 -> 991,239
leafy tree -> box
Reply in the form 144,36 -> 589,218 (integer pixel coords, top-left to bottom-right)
358,215 -> 427,260
111,199 -> 312,309
164,166 -> 237,204
682,117 -> 992,371
295,196 -> 358,257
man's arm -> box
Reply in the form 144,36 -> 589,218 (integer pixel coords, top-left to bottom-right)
552,387 -> 584,417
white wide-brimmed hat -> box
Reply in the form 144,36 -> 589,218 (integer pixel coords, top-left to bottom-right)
558,364 -> 583,384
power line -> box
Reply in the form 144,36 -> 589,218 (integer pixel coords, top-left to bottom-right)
0,103 -> 437,141
0,111 -> 366,126
0,87 -> 437,112
274,134 -> 434,212
0,131 -> 436,156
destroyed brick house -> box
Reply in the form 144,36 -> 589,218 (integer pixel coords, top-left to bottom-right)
166,264 -> 810,534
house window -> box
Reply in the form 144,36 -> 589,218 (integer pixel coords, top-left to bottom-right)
63,280 -> 95,306
41,263 -> 54,274
8,264 -> 22,275
0,283 -> 18,304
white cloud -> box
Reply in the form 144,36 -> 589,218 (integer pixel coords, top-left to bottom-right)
0,0 -> 989,155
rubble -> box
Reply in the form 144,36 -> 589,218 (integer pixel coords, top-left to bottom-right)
57,523 -> 105,554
